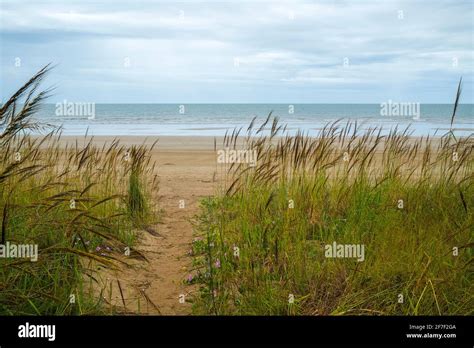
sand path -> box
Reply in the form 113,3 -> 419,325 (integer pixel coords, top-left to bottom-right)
48,136 -> 227,314
96,148 -> 217,315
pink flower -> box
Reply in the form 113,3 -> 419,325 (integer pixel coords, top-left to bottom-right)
186,274 -> 193,283
214,259 -> 221,268
96,246 -> 101,252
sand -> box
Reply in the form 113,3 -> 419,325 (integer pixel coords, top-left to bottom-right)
49,135 -> 225,150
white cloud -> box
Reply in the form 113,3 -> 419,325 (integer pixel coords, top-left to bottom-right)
0,0 -> 472,103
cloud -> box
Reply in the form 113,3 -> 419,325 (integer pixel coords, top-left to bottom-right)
1,0 -> 472,103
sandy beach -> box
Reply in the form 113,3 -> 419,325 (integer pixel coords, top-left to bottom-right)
53,135 -> 224,150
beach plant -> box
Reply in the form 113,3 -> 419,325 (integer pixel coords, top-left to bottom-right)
126,145 -> 156,227
192,82 -> 473,315
0,65 -> 158,315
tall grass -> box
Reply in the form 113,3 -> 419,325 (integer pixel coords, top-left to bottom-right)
127,145 -> 157,227
0,66 -> 158,314
192,90 -> 473,315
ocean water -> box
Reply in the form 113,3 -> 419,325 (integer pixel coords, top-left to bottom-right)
31,103 -> 473,137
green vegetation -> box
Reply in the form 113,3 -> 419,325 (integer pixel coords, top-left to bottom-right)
0,66 -> 158,315
192,114 -> 473,315
1,66 -> 471,317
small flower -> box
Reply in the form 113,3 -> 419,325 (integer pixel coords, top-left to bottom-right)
100,253 -> 106,256
96,246 -> 101,252
106,246 -> 111,251
186,274 -> 193,283
214,259 -> 221,268
85,241 -> 90,245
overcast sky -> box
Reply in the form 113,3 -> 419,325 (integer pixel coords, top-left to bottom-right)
1,0 -> 473,103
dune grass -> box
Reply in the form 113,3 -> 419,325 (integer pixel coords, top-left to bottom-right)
0,66 -> 158,315
192,107 -> 473,315
2,66 -> 471,316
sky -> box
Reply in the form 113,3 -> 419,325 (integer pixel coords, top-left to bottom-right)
0,0 -> 473,103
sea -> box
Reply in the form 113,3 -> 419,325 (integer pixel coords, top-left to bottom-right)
31,103 -> 473,137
